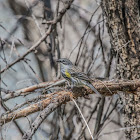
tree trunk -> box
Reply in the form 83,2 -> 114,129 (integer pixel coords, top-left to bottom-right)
101,0 -> 140,139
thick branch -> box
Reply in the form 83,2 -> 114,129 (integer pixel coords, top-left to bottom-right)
2,79 -> 139,101
0,79 -> 139,126
0,91 -> 71,126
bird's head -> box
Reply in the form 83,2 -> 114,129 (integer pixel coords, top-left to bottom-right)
56,58 -> 73,66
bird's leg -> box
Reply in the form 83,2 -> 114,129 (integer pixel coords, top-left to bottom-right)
65,81 -> 71,90
70,81 -> 75,90
66,81 -> 74,91
65,81 -> 76,92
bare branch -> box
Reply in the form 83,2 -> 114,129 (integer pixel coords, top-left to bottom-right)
0,79 -> 139,126
2,80 -> 65,101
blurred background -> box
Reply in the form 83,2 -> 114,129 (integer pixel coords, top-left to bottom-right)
0,0 -> 125,139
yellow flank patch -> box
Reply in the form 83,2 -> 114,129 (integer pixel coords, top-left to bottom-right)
65,70 -> 71,78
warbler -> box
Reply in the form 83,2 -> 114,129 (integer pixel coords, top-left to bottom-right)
57,58 -> 101,95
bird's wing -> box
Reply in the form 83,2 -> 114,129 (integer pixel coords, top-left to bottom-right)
71,72 -> 92,82
69,66 -> 92,82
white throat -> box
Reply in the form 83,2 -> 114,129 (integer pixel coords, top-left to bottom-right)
60,64 -> 70,73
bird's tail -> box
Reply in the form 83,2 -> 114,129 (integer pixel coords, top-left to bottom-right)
84,82 -> 101,96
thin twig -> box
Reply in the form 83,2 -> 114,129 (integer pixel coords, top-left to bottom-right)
0,0 -> 74,74
72,98 -> 94,140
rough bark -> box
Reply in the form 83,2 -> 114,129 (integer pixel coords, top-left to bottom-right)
101,0 -> 140,139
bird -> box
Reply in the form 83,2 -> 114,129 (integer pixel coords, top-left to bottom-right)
56,58 -> 101,95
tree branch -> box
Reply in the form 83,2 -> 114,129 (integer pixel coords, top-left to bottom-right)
0,79 -> 139,126
2,79 -> 65,101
